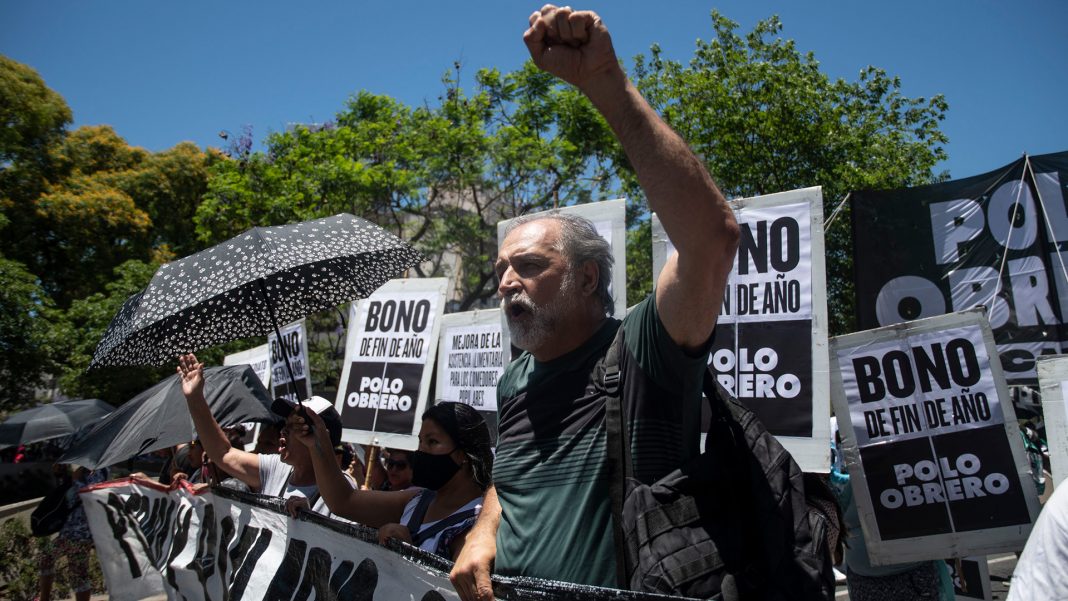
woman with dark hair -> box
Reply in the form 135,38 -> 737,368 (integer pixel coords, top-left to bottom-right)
285,401 -> 493,559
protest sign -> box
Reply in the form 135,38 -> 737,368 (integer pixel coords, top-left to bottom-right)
1037,355 -> 1068,486
266,320 -> 312,403
436,308 -> 504,444
852,150 -> 1068,384
944,556 -> 992,601
223,344 -> 271,388
336,278 -> 447,449
83,478 -> 690,601
497,199 -> 627,358
830,308 -> 1038,564
654,187 -> 829,472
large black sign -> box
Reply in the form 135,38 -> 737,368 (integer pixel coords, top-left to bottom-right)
852,150 -> 1068,384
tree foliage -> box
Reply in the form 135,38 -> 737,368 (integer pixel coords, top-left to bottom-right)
198,63 -> 619,312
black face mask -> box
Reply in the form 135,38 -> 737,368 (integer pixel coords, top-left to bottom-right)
409,450 -> 461,490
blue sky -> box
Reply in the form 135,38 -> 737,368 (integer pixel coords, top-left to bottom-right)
2,1 -> 1065,183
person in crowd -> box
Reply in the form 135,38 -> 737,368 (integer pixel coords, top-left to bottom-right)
285,401 -> 493,560
449,5 -> 738,599
36,464 -> 109,601
829,428 -> 954,600
381,448 -> 414,491
177,353 -> 355,515
252,419 -> 283,455
169,445 -> 194,482
1008,480 -> 1068,600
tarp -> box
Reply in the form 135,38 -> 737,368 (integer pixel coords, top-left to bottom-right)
82,478 -> 695,601
852,150 -> 1068,384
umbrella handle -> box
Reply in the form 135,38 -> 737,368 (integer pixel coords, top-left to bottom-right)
258,279 -> 305,405
258,279 -> 314,429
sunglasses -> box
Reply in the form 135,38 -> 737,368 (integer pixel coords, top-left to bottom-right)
383,459 -> 409,471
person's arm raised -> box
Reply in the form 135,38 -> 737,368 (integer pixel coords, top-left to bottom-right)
449,485 -> 499,601
178,354 -> 262,489
525,6 -> 739,351
286,410 -> 415,526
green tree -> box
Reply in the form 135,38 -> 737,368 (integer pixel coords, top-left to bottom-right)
198,63 -> 619,313
49,259 -> 171,404
626,11 -> 948,330
0,257 -> 57,412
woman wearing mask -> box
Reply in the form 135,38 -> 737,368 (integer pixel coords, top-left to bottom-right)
285,401 -> 492,560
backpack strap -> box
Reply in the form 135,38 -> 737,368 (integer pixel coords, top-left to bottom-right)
702,373 -> 767,598
603,324 -> 632,590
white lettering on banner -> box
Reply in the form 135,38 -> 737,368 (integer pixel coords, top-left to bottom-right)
879,454 -> 1010,509
83,480 -> 628,601
346,377 -> 412,411
929,181 -> 1038,266
711,347 -> 801,399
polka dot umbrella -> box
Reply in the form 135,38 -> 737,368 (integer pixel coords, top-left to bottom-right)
89,214 -> 423,385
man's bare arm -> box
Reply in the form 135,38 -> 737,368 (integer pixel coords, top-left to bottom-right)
450,485 -> 500,601
525,6 -> 739,351
178,354 -> 262,490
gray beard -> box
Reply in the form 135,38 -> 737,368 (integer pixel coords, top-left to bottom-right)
503,275 -> 578,352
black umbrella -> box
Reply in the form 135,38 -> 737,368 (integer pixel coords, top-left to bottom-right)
0,398 -> 115,449
59,365 -> 274,469
89,214 -> 422,382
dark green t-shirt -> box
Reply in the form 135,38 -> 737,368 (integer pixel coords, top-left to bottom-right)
493,295 -> 710,587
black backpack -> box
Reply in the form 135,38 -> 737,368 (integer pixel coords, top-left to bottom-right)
31,481 -> 76,537
602,329 -> 836,600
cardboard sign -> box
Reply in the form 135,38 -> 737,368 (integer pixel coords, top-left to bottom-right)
223,344 -> 271,388
267,320 -> 312,403
436,309 -> 504,412
653,187 -> 830,472
830,308 -> 1038,564
335,278 -> 447,450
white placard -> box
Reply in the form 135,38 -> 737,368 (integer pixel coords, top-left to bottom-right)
830,308 -> 1039,564
1036,355 -> 1068,487
335,278 -> 447,450
267,320 -> 312,403
223,344 -> 271,388
436,309 -> 504,412
653,187 -> 830,472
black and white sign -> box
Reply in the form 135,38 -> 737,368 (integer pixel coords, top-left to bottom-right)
267,320 -> 312,403
436,309 -> 504,412
653,187 -> 829,472
336,278 -> 447,449
853,150 -> 1068,384
831,309 -> 1038,564
223,344 -> 271,388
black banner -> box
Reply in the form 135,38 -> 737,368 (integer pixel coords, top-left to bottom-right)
852,150 -> 1068,383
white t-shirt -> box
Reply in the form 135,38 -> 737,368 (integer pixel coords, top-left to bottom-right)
258,454 -> 355,519
1009,483 -> 1068,600
399,491 -> 482,555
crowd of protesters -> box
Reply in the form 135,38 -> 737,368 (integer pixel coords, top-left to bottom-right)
17,5 -> 1068,601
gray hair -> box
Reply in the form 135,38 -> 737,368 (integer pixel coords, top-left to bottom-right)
505,211 -> 615,316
